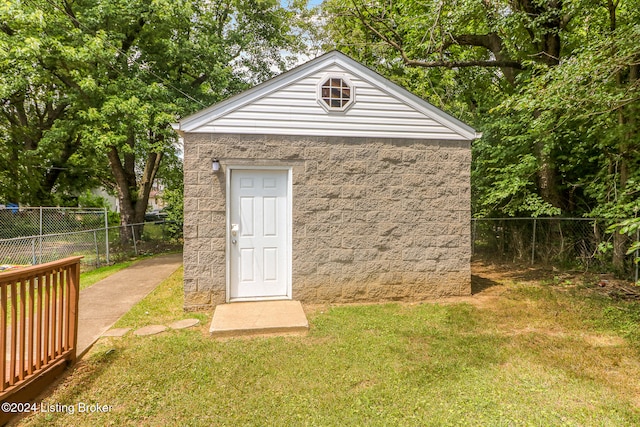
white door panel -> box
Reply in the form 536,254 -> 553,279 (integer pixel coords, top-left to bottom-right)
229,169 -> 290,300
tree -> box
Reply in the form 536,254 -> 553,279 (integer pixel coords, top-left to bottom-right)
501,7 -> 640,269
321,0 -> 586,213
321,0 -> 640,270
0,3 -> 105,205
155,141 -> 184,239
1,0 -> 305,241
322,0 -> 639,211
321,0 -> 583,83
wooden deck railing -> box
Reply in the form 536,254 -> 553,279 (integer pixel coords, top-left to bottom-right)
0,256 -> 81,404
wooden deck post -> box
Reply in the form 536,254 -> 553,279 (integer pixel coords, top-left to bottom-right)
67,261 -> 80,364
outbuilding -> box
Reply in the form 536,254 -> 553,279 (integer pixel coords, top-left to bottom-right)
174,51 -> 480,311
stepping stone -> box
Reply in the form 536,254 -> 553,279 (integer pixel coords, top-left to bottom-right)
102,328 -> 131,337
133,325 -> 167,336
169,318 -> 200,330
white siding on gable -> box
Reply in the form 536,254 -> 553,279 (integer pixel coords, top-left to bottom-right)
192,65 -> 463,140
177,52 -> 479,140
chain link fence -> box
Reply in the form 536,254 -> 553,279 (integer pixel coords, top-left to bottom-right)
472,218 -> 640,280
106,221 -> 183,264
0,206 -> 107,239
0,206 -> 182,270
4,209 -> 638,278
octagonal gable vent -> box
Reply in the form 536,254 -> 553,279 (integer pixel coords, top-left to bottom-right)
317,76 -> 354,112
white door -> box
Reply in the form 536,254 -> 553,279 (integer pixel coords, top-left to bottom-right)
229,169 -> 290,300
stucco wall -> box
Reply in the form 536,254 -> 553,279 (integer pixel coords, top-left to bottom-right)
183,134 -> 471,310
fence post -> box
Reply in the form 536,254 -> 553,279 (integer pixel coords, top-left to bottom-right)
93,230 -> 100,268
131,224 -> 138,255
531,218 -> 537,265
104,207 -> 110,264
31,238 -> 36,265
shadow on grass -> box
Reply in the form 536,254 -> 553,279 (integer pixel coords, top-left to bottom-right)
11,344 -> 120,426
471,274 -> 500,294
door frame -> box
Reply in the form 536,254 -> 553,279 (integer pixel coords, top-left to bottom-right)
225,165 -> 293,302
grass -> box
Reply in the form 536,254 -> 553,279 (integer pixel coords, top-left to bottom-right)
78,252 -> 180,290
79,261 -> 137,290
112,266 -> 208,330
20,268 -> 640,426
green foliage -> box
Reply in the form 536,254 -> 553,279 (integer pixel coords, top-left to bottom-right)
155,145 -> 183,234
322,0 -> 640,226
79,259 -> 137,290
77,190 -> 108,209
0,0 -> 308,220
504,23 -> 640,217
0,1 -> 106,205
614,218 -> 640,258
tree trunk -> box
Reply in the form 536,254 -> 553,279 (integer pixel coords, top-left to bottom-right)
612,156 -> 629,273
613,228 -> 628,273
106,134 -> 164,245
608,0 -> 636,274
612,84 -> 636,273
534,122 -> 562,211
118,202 -> 142,244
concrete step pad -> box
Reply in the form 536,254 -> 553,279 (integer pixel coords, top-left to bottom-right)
210,300 -> 308,337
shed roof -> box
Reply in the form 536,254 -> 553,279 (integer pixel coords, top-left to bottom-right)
175,51 -> 480,141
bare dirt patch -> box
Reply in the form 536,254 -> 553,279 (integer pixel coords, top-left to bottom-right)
582,333 -> 627,347
501,327 -> 625,347
472,260 -> 640,300
304,262 -> 637,312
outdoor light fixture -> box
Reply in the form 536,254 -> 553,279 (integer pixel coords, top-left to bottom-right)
212,158 -> 220,172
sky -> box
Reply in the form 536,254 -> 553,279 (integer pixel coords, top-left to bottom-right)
281,0 -> 324,8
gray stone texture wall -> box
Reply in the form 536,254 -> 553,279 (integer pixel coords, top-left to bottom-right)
183,134 -> 471,310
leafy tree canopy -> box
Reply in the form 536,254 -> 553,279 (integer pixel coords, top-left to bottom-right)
321,0 -> 639,219
321,0 -> 639,267
0,0 -> 306,231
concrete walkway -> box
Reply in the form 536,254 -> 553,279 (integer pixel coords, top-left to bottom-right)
76,253 -> 183,357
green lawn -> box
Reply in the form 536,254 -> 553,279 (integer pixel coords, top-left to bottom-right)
78,252 -> 180,290
79,261 -> 137,290
21,267 -> 640,426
